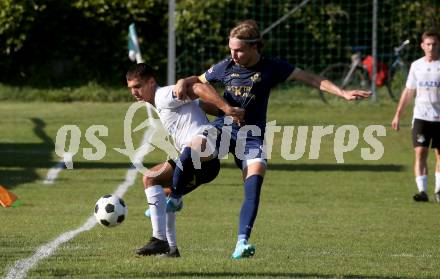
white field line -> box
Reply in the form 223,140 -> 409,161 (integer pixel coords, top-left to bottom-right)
5,131 -> 152,279
42,162 -> 65,184
42,153 -> 72,185
4,216 -> 97,279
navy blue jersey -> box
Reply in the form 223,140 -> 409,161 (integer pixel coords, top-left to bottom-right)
202,57 -> 295,132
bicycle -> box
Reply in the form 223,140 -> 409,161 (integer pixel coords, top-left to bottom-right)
385,39 -> 410,101
317,40 -> 410,103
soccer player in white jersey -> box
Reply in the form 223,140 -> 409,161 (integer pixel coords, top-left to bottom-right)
392,30 -> 440,202
126,63 -> 244,257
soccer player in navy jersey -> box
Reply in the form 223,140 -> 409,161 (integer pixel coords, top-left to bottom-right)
171,20 -> 371,259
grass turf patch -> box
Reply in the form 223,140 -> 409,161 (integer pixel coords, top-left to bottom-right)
1,92 -> 439,278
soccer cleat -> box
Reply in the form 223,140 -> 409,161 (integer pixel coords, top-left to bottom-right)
135,237 -> 170,256
413,191 -> 429,202
144,198 -> 182,217
166,197 -> 183,213
434,192 -> 440,203
231,240 -> 255,259
159,247 -> 181,258
144,208 -> 151,218
167,247 -> 181,257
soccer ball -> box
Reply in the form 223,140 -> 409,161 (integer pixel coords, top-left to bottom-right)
94,194 -> 127,227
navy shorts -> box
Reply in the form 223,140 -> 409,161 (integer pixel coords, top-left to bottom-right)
167,158 -> 220,195
412,118 -> 440,148
212,118 -> 267,170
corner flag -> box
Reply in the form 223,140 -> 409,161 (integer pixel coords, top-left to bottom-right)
128,23 -> 143,63
0,185 -> 21,207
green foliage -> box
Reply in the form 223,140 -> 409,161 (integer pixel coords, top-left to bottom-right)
274,2 -> 351,69
383,0 -> 440,47
176,0 -> 440,77
72,0 -> 156,25
175,0 -> 254,75
0,0 -> 167,87
0,0 -> 439,89
0,0 -> 46,55
71,0 -> 169,83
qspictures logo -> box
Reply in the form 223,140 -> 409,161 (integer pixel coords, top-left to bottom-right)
54,102 -> 386,176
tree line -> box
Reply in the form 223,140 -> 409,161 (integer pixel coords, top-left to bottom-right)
0,0 -> 438,87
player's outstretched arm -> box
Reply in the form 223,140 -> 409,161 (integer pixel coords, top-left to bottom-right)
287,68 -> 371,100
391,88 -> 415,131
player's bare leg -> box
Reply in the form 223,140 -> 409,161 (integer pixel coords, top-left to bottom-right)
434,148 -> 440,203
136,162 -> 174,256
413,146 -> 429,202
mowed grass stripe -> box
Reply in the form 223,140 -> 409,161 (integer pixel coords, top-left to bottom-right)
1,93 -> 440,278
2,109 -> 151,278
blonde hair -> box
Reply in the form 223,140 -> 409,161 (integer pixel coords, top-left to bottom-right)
229,20 -> 263,51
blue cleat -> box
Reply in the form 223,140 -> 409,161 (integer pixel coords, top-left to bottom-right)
231,240 -> 255,259
166,197 -> 183,213
144,198 -> 182,218
144,208 -> 151,218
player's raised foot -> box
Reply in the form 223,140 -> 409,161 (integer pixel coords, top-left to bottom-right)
135,237 -> 170,256
144,208 -> 151,218
434,192 -> 440,203
413,191 -> 429,202
159,247 -> 181,258
145,198 -> 182,217
231,239 -> 255,259
166,197 -> 183,213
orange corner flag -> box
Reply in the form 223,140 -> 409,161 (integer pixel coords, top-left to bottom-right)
0,185 -> 19,207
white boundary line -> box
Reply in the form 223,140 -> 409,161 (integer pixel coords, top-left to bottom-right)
4,216 -> 97,279
42,153 -> 73,185
5,131 -> 152,279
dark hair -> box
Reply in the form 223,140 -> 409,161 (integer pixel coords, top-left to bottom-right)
126,63 -> 155,81
229,19 -> 263,51
421,30 -> 440,42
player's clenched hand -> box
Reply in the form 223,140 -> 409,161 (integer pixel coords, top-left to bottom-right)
391,115 -> 400,131
173,79 -> 189,100
342,90 -> 371,101
224,106 -> 245,124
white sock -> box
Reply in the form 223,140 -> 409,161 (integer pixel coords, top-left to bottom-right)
435,172 -> 440,194
166,212 -> 177,249
415,175 -> 428,193
145,186 -> 167,241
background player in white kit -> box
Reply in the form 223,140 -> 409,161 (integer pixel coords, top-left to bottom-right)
392,30 -> 440,202
126,63 -> 244,256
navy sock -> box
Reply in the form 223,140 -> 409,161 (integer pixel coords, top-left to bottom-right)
238,175 -> 264,241
172,147 -> 196,198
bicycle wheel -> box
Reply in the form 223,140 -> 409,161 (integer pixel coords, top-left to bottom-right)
386,64 -> 408,102
318,63 -> 369,103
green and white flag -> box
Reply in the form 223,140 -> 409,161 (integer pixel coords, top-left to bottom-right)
128,23 -> 143,63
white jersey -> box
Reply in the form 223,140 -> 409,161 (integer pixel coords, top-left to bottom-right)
154,86 -> 212,152
406,57 -> 440,122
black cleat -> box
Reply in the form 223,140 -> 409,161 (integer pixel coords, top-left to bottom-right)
159,247 -> 181,258
135,237 -> 170,256
413,191 -> 429,202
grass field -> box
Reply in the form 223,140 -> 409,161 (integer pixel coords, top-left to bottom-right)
1,88 -> 440,278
